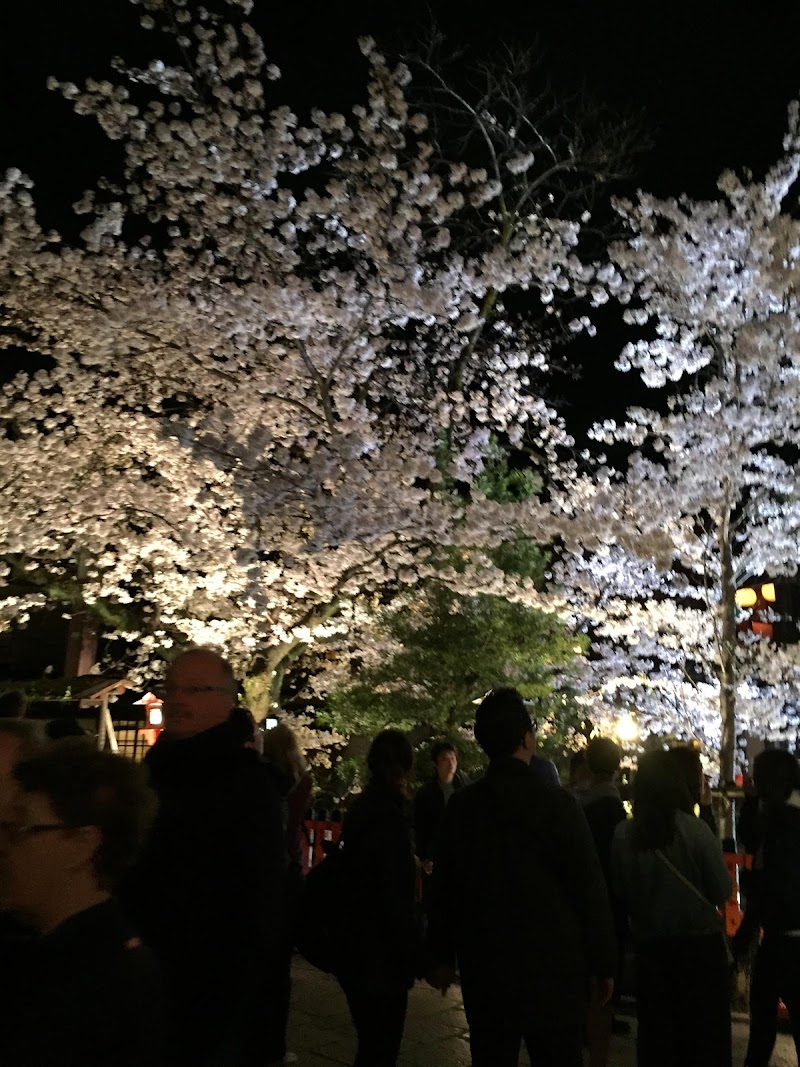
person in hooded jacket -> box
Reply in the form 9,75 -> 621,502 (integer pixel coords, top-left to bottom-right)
337,729 -> 422,1067
118,648 -> 285,1067
736,748 -> 800,1067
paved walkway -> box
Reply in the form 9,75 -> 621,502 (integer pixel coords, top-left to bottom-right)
286,957 -> 796,1066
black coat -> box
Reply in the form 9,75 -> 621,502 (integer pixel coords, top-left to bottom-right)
580,784 -> 627,888
742,793 -> 800,935
119,711 -> 285,1050
413,773 -> 465,862
428,757 -> 617,1025
1,900 -> 162,1067
340,782 -> 422,985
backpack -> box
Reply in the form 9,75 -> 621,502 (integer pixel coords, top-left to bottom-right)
294,842 -> 349,974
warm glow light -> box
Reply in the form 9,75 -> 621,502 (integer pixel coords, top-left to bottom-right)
149,708 -> 163,727
615,714 -> 640,744
735,587 -> 757,608
264,717 -> 279,730
761,582 -> 776,603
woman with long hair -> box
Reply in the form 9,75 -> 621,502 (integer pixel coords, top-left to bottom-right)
612,748 -> 732,1067
337,729 -> 421,1067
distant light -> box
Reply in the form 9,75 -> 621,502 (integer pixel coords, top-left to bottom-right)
735,587 -> 757,608
149,708 -> 163,727
615,714 -> 640,744
761,582 -> 776,603
264,717 -> 279,730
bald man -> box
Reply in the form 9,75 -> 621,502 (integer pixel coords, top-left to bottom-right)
119,649 -> 285,1067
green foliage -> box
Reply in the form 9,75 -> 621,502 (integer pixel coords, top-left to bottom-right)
324,580 -> 586,790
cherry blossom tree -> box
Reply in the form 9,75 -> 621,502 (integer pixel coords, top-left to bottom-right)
557,105 -> 800,783
0,0 -> 627,714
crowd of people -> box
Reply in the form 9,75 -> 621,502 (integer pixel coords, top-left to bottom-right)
0,653 -> 799,1067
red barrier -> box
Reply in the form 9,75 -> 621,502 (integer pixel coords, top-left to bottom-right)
722,853 -> 788,1019
302,819 -> 342,875
723,851 -> 752,938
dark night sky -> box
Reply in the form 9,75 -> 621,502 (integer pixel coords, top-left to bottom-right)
2,0 -> 800,429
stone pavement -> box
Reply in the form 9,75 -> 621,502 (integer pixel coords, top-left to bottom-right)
286,956 -> 797,1066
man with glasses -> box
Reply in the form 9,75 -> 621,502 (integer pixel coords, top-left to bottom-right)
0,743 -> 160,1066
119,647 -> 285,1067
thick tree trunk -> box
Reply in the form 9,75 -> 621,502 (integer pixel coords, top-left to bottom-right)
242,642 -> 300,721
64,611 -> 99,678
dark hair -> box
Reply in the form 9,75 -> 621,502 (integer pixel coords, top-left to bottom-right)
586,737 -> 621,779
632,749 -> 693,851
474,687 -> 532,760
431,739 -> 457,763
367,729 -> 414,791
570,750 -> 588,773
13,743 -> 158,890
0,718 -> 45,759
753,749 -> 800,809
0,691 -> 27,718
665,745 -> 703,806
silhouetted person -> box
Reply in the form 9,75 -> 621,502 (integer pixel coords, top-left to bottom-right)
119,648 -> 285,1067
258,721 -> 314,1067
736,749 -> 800,1067
414,739 -> 465,882
569,749 -> 593,796
612,749 -> 732,1067
428,687 -> 616,1067
666,744 -> 718,836
0,744 -> 160,1067
579,737 -> 628,1066
338,729 -> 421,1067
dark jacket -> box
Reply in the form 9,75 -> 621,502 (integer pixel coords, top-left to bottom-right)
580,781 -> 627,887
119,711 -> 285,995
1,900 -> 161,1067
413,773 -> 466,862
742,791 -> 800,935
340,781 -> 421,985
428,757 -> 617,1025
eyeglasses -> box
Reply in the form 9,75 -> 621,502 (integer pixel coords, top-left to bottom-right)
0,821 -> 85,844
154,684 -> 233,700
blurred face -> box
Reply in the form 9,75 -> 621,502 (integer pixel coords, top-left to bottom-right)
435,749 -> 458,784
161,653 -> 237,739
0,784 -> 98,929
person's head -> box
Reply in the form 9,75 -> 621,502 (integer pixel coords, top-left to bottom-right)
0,719 -> 45,781
0,743 -> 157,931
753,748 -> 800,809
474,688 -> 534,762
632,749 -> 692,851
160,648 -> 239,739
665,745 -> 704,806
367,730 -> 414,796
262,722 -> 308,783
569,749 -> 592,790
431,740 -> 458,784
0,691 -> 27,719
586,737 -> 622,784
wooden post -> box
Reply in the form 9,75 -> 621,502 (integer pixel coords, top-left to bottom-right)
99,694 -> 118,753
